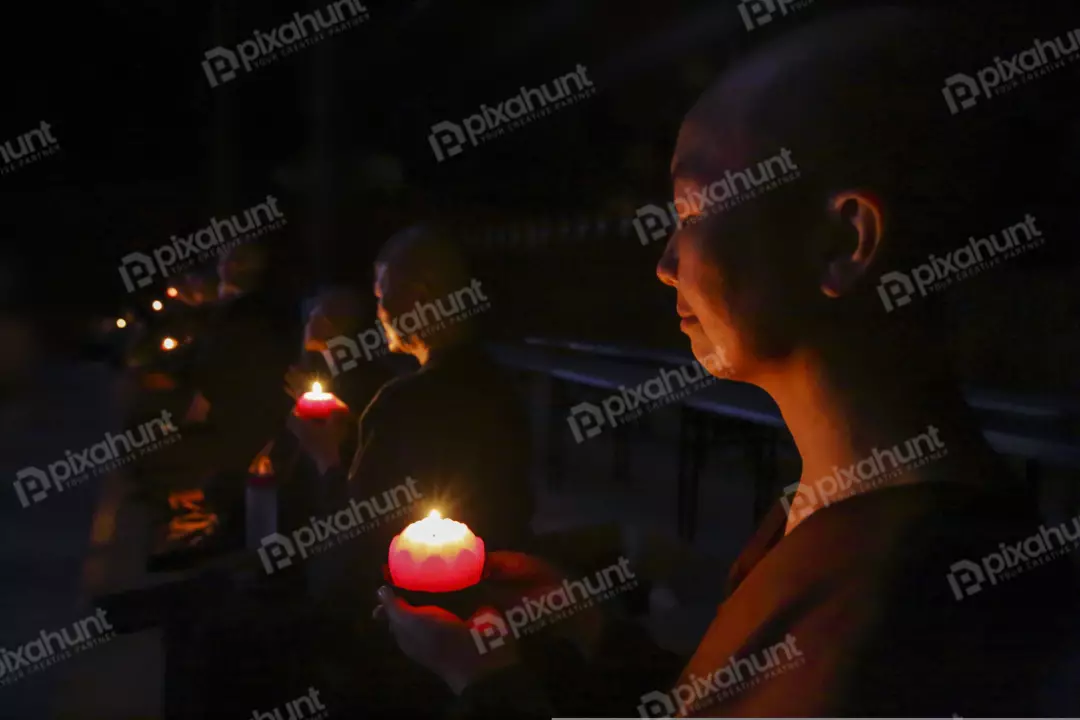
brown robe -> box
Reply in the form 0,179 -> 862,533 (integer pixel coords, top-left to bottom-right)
667,483 -> 1079,717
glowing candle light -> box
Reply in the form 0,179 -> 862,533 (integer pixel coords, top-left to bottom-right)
151,300 -> 164,312
388,510 -> 486,593
161,337 -> 178,351
166,287 -> 179,298
294,381 -> 349,420
116,318 -> 127,329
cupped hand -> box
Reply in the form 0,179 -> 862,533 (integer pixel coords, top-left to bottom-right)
377,551 -> 608,694
376,586 -> 520,695
286,412 -> 347,474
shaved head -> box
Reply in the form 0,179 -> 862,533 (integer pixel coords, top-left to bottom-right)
375,224 -> 471,299
658,5 -> 1063,380
675,6 -> 1023,266
373,224 -> 478,356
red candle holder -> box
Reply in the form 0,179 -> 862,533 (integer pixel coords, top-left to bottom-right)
384,511 -> 489,619
294,382 -> 349,421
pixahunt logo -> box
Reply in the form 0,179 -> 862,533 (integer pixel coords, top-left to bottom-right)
428,65 -> 596,162
250,687 -> 328,720
203,0 -> 370,87
0,121 -> 59,175
947,511 -> 1080,600
943,28 -> 1080,114
738,0 -> 815,32
877,213 -> 1044,312
638,635 -> 805,717
118,195 -> 286,293
781,426 -> 947,524
567,350 -> 733,443
14,410 -> 180,509
322,279 -> 491,375
258,478 -> 422,574
468,558 -> 637,654
0,610 -> 114,687
633,149 -> 800,246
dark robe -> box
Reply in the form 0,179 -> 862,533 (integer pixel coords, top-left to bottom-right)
188,288 -> 299,478
671,482 -> 1079,717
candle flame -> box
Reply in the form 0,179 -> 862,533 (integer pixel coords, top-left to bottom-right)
151,300 -> 164,311
403,512 -> 468,545
115,318 -> 127,329
161,337 -> 178,351
166,287 -> 179,298
311,381 -> 322,394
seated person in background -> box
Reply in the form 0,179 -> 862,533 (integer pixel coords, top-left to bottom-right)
185,242 -> 300,474
278,286 -> 396,587
377,7 -> 1080,718
141,271 -> 220,393
150,242 -> 299,540
290,224 -> 536,589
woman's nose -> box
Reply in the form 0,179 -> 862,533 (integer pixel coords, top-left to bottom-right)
656,238 -> 679,288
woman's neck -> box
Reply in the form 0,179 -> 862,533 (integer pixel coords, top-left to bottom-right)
753,342 -> 1007,534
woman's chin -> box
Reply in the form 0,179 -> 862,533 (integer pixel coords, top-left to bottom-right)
690,338 -> 737,379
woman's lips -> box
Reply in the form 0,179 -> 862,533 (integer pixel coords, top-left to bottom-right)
677,302 -> 698,330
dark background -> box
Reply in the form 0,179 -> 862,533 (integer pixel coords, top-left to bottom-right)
2,0 -> 1079,392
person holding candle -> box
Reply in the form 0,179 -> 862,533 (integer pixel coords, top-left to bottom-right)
286,225 -> 537,716
291,284 -> 394,418
376,7 -> 1080,717
289,224 -> 535,579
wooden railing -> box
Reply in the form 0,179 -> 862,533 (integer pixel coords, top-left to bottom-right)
494,338 -> 1080,542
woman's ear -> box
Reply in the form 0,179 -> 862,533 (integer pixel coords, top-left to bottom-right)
821,191 -> 885,298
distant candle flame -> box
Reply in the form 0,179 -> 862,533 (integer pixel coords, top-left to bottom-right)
151,300 -> 163,312
311,381 -> 323,394
161,337 -> 178,351
115,318 -> 127,329
166,287 -> 179,298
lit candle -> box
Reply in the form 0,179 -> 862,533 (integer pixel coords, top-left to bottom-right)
294,381 -> 349,420
151,300 -> 164,312
116,318 -> 127,329
388,510 -> 485,593
166,287 -> 179,298
161,336 -> 178,351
